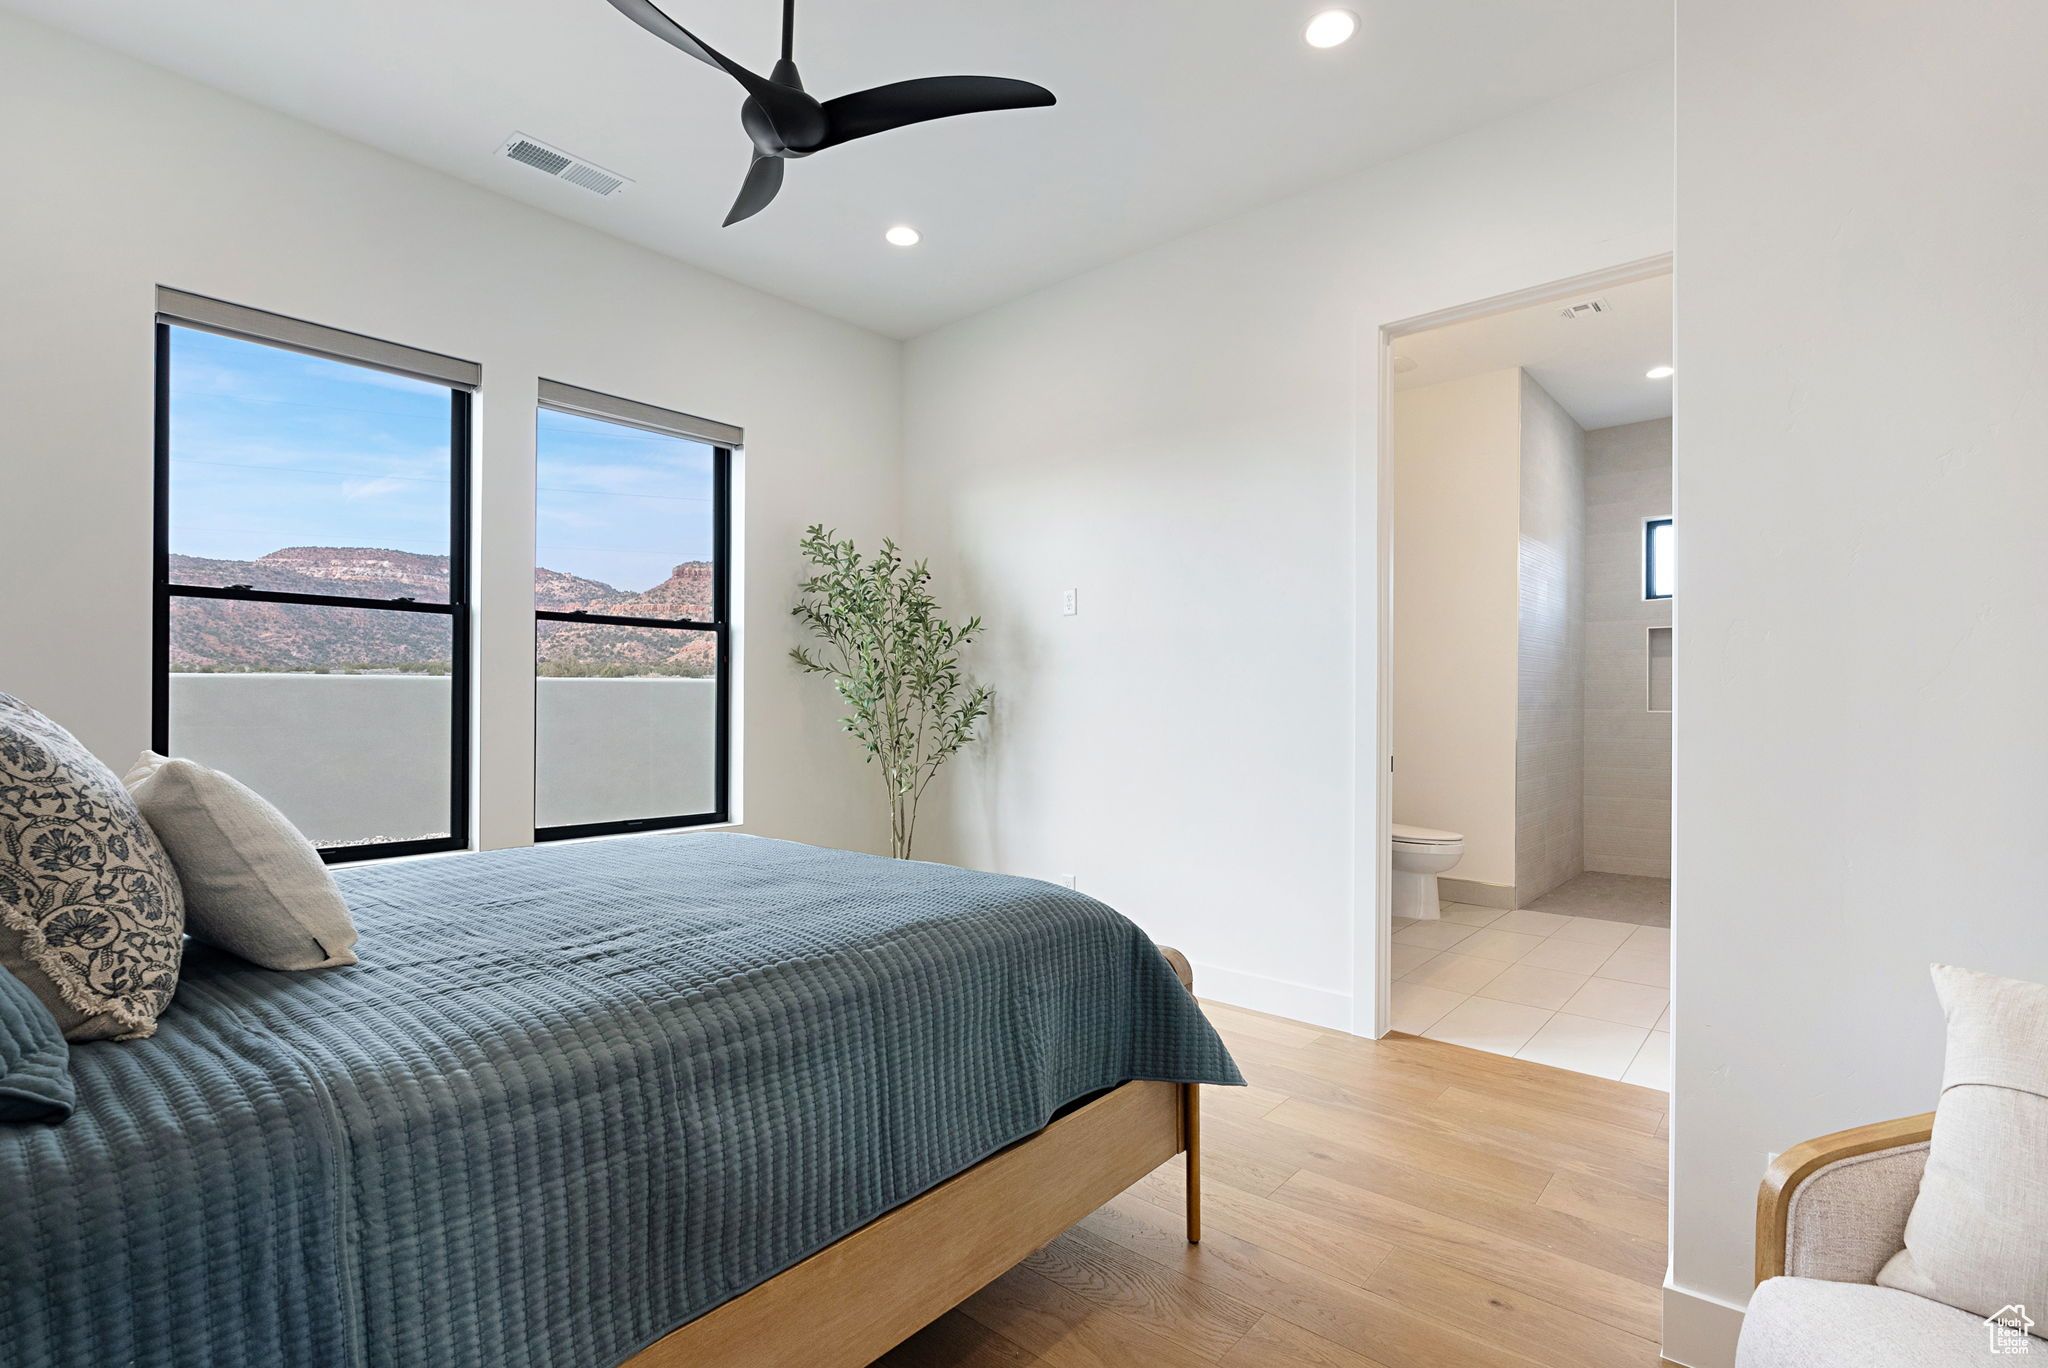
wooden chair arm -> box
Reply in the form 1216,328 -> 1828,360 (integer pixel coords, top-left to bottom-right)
1755,1112 -> 1935,1284
1159,946 -> 1194,993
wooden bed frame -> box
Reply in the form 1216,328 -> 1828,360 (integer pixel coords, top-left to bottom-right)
623,948 -> 1206,1368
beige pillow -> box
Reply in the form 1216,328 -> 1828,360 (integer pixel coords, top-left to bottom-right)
124,753 -> 357,971
0,694 -> 185,1040
1876,964 -> 2048,1322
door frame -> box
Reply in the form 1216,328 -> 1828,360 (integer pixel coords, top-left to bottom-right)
1362,252 -> 1673,1038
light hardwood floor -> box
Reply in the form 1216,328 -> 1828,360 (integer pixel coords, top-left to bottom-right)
872,999 -> 1673,1368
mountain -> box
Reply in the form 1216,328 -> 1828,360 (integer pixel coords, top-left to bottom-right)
250,546 -> 452,595
171,548 -> 443,599
536,560 -> 716,676
535,566 -> 633,613
169,547 -> 717,675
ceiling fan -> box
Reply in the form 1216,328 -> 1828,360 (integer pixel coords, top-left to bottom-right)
604,0 -> 1057,226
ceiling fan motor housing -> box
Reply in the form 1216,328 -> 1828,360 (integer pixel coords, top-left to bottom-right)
744,87 -> 824,155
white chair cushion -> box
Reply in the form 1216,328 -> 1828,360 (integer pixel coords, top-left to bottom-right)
1738,1277 -> 2025,1367
1876,964 -> 2048,1324
124,753 -> 357,971
1783,1140 -> 1928,1283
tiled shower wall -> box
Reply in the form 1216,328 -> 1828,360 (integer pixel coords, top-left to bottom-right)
1582,418 -> 1673,877
1514,374 -> 1586,903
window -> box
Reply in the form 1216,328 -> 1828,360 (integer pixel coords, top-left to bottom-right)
154,290 -> 476,861
1644,517 -> 1674,600
533,381 -> 735,840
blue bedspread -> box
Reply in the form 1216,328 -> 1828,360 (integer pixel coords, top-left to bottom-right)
0,834 -> 1240,1368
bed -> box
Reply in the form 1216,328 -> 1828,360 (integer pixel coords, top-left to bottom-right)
0,832 -> 1240,1368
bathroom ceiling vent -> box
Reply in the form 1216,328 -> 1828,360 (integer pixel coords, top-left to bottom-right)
497,134 -> 633,198
1558,296 -> 1612,321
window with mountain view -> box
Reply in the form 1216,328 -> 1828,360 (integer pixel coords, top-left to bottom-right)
156,311 -> 472,860
533,392 -> 731,838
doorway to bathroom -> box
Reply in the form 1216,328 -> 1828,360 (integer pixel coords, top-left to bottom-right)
1375,259 -> 1673,1088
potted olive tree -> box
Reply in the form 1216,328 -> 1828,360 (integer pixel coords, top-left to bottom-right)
791,525 -> 992,859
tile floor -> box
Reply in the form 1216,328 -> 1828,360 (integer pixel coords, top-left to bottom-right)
1522,869 -> 1671,928
1391,902 -> 1670,1088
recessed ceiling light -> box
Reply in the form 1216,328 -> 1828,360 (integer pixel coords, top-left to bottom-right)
1646,364 -> 1675,379
1304,9 -> 1360,48
885,225 -> 922,247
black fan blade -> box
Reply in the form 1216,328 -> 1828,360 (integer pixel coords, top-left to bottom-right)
604,0 -> 729,72
605,0 -> 819,139
816,76 -> 1055,150
724,154 -> 785,226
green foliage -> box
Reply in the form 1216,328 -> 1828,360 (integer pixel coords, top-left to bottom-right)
791,525 -> 993,859
178,659 -> 452,675
535,658 -> 713,679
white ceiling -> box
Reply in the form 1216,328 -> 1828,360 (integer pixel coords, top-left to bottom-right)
1394,272 -> 1672,429
3,0 -> 1671,338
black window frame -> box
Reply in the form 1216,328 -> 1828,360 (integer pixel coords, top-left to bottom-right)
152,312 -> 475,865
532,395 -> 733,844
1644,516 -> 1673,600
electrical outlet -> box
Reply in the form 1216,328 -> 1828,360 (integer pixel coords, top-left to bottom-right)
1061,587 -> 1077,616
1061,874 -> 1078,890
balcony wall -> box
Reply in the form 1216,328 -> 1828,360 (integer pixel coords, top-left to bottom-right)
169,674 -> 716,845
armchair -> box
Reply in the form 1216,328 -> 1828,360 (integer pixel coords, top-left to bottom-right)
1740,1111 -> 2014,1366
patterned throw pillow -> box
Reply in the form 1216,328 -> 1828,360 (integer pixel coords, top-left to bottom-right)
0,694 -> 185,1040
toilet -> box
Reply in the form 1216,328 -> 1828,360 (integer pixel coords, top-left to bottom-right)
1391,823 -> 1466,920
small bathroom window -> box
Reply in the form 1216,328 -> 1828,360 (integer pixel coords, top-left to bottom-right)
1644,517 -> 1674,600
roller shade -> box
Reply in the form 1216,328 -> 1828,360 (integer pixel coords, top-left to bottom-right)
155,287 -> 481,390
538,378 -> 742,448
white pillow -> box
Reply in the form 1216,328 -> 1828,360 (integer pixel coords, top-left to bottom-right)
123,753 -> 358,971
1876,964 -> 2048,1322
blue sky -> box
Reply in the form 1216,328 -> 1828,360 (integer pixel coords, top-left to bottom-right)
536,409 -> 714,592
168,327 -> 714,593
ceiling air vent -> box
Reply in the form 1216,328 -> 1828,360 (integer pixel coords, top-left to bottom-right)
1558,297 -> 1612,321
497,133 -> 633,198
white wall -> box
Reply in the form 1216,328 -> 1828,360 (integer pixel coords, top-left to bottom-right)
1390,370 -> 1521,890
0,12 -> 900,857
1515,373 -> 1586,903
1392,366 -> 1588,908
903,66 -> 1673,1030
1669,3 -> 2048,1363
1582,419 -> 1670,878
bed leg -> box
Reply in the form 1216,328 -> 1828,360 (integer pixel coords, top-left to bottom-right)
1184,1082 -> 1202,1244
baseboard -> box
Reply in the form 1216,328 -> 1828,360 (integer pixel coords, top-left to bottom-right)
1661,1281 -> 1746,1368
1189,960 -> 1352,1032
1438,877 -> 1517,909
